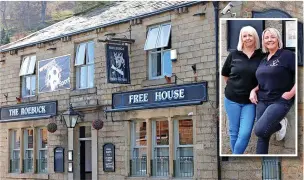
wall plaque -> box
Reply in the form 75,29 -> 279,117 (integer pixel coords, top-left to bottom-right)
103,143 -> 115,172
54,147 -> 64,173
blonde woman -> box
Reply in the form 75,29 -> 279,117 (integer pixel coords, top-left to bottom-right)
222,26 -> 264,154
250,27 -> 295,154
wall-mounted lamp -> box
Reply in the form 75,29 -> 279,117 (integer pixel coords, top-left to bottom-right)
171,49 -> 177,61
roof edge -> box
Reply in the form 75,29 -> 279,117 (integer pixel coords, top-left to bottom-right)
1,1 -> 204,53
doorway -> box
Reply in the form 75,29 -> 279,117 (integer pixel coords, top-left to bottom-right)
79,126 -> 92,180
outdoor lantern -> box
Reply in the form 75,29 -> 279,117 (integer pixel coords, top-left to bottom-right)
171,49 -> 177,61
61,103 -> 84,128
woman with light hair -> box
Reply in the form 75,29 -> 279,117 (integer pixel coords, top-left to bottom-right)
222,26 -> 264,154
250,27 -> 295,154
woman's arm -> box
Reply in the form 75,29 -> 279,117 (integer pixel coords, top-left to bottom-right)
249,85 -> 259,105
282,84 -> 296,100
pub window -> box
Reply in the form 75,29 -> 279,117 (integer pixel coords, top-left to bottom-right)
130,121 -> 147,176
23,129 -> 34,173
144,23 -> 172,80
262,157 -> 281,180
75,41 -> 95,89
19,55 -> 36,97
37,128 -> 48,173
174,119 -> 193,177
10,130 -> 20,173
152,120 -> 169,177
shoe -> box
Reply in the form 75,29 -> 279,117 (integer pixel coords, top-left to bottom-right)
276,117 -> 288,141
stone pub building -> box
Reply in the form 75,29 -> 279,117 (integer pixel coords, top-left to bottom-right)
0,1 -> 303,180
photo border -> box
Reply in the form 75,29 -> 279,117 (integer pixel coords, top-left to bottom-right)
219,18 -> 298,157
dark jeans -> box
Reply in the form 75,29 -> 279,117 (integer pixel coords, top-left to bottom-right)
254,97 -> 293,154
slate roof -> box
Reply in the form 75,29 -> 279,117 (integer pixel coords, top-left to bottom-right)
0,1 -> 199,52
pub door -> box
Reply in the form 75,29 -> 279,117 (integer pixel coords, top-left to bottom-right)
79,126 -> 92,180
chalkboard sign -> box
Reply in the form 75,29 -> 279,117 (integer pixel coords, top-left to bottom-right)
54,147 -> 64,173
103,143 -> 115,172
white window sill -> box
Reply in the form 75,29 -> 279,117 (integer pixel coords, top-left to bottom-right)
141,76 -> 176,87
70,87 -> 97,96
21,95 -> 38,103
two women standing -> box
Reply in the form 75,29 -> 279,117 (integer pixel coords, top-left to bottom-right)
222,26 -> 295,154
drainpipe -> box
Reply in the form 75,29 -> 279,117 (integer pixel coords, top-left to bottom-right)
212,1 -> 221,180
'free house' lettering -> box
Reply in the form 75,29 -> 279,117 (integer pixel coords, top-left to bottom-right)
129,89 -> 185,104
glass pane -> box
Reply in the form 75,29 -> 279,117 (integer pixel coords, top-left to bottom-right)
13,150 -> 20,159
131,148 -> 147,176
25,129 -> 34,149
39,150 -> 47,159
134,122 -> 147,146
13,130 -> 20,149
156,121 -> 169,145
157,24 -> 171,48
79,66 -> 88,88
79,126 -> 91,138
19,57 -> 30,76
25,150 -> 33,159
151,52 -> 162,78
22,76 -> 30,97
40,128 -> 48,148
163,51 -> 172,77
27,56 -> 36,75
30,75 -> 36,95
144,26 -> 160,50
87,41 -> 95,63
179,120 -> 193,145
154,147 -> 169,176
176,147 -> 193,177
38,150 -> 48,173
75,43 -> 86,65
88,65 -> 94,88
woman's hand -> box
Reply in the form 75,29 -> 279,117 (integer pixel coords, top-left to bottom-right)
281,91 -> 294,100
249,89 -> 258,105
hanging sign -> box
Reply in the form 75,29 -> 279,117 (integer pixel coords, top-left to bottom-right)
106,44 -> 130,84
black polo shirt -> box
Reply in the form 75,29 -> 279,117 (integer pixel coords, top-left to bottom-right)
222,49 -> 264,104
256,49 -> 295,101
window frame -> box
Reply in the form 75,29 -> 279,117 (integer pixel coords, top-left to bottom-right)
10,130 -> 20,173
148,48 -> 172,80
37,127 -> 48,173
23,129 -> 34,173
20,55 -> 36,98
130,121 -> 147,177
144,23 -> 172,51
173,119 -> 194,178
75,41 -> 95,89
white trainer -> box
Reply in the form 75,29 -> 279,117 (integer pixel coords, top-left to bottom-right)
276,117 -> 288,141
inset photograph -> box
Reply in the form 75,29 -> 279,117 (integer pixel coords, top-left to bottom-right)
220,18 -> 298,156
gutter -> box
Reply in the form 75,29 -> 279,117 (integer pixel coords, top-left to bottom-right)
212,1 -> 222,180
0,1 -> 202,53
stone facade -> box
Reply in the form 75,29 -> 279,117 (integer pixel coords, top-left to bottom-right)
0,1 -> 302,180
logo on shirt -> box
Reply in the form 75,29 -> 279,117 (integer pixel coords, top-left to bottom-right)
270,59 -> 280,66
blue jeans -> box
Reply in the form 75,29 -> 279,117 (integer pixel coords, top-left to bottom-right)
254,98 -> 293,154
224,97 -> 256,154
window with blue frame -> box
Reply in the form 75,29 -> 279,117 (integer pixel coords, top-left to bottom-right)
144,23 -> 172,80
262,157 -> 281,180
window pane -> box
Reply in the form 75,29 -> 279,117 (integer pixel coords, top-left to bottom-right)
179,120 -> 193,145
31,75 -> 36,95
19,57 -> 30,76
13,130 -> 20,149
88,65 -> 94,88
39,128 -> 48,149
27,56 -> 36,75
75,43 -> 86,65
163,50 -> 172,77
87,42 -> 95,63
79,126 -> 91,138
135,122 -> 147,146
79,66 -> 88,88
25,129 -> 34,149
157,24 -> 171,48
156,121 -> 169,145
144,26 -> 160,50
151,52 -> 162,78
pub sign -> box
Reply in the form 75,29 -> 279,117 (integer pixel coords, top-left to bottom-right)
106,44 -> 130,84
108,82 -> 208,112
0,101 -> 57,122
